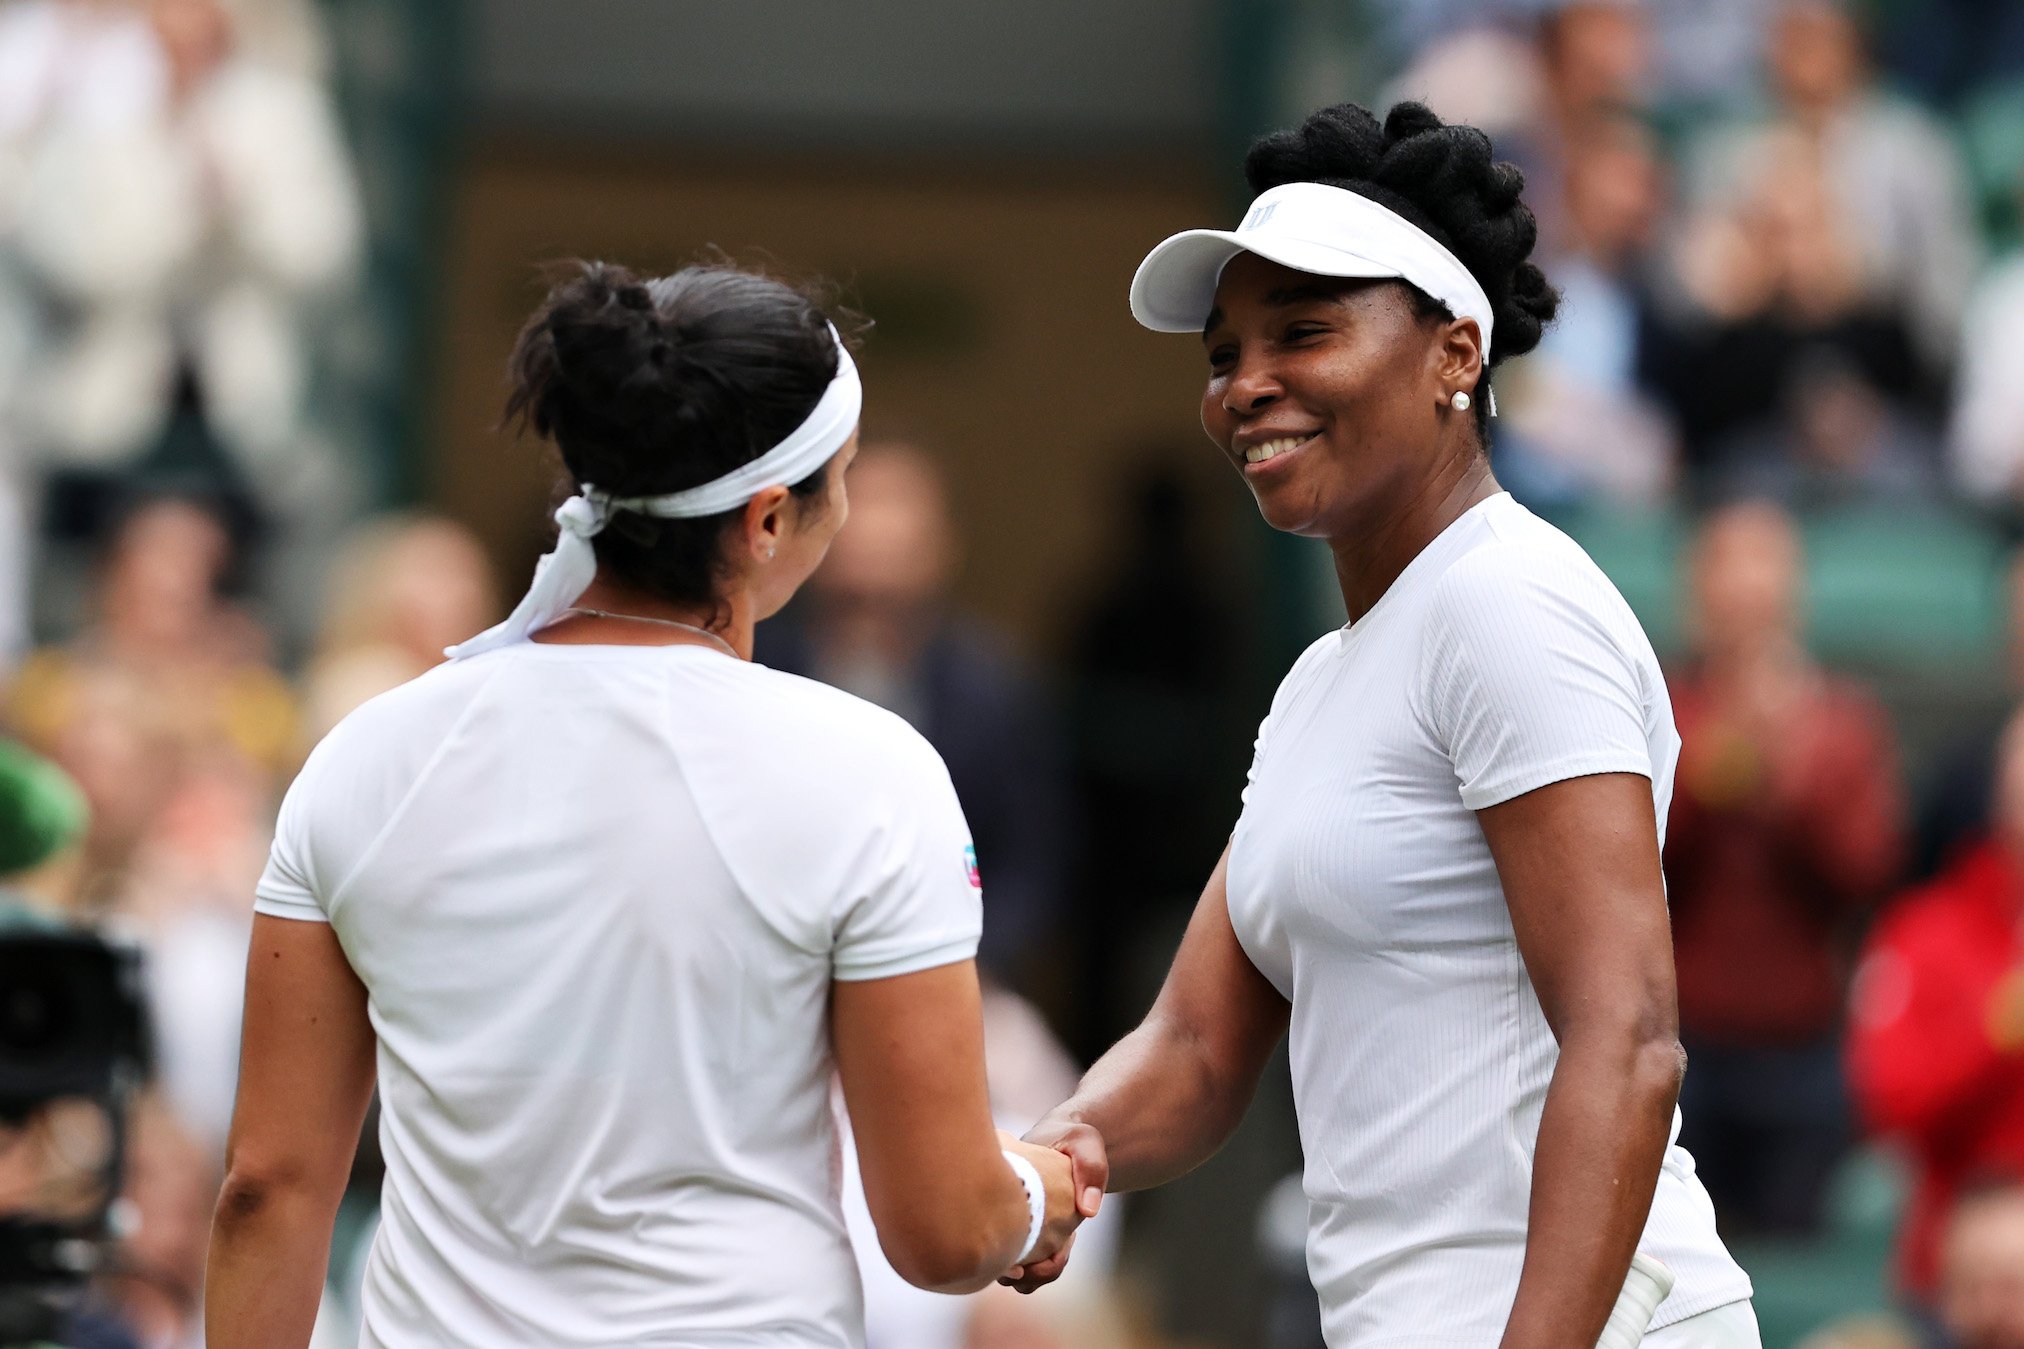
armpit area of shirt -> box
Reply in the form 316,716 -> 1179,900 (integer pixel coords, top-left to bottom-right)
1457,753 -> 1655,812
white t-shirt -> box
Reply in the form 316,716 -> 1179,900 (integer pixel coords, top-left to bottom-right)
1226,493 -> 1751,1346
255,641 -> 984,1348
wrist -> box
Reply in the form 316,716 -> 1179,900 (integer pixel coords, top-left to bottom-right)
1000,1149 -> 1048,1263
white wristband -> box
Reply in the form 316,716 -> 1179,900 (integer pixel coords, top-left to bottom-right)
1596,1253 -> 1675,1349
1000,1149 -> 1048,1263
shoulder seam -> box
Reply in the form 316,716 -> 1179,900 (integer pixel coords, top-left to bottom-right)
321,669 -> 500,915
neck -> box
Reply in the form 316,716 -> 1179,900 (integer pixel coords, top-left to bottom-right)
541,576 -> 755,660
1327,453 -> 1500,624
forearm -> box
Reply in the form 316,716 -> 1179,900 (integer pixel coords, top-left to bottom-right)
205,1176 -> 344,1349
1035,1009 -> 1262,1193
1501,1033 -> 1684,1349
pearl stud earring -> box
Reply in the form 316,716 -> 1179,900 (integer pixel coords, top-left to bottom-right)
1451,391 -> 1472,412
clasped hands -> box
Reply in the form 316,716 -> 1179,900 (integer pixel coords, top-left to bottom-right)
995,1120 -> 1107,1294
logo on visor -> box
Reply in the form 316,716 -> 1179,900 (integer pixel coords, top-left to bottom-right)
1240,201 -> 1280,231
964,846 -> 982,889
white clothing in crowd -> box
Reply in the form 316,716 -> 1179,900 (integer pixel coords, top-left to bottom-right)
0,0 -> 361,476
1949,252 -> 2024,506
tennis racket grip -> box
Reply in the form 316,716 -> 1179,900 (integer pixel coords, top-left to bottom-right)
1595,1253 -> 1675,1349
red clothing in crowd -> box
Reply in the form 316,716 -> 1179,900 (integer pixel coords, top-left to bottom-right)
1847,843 -> 2024,1297
1666,675 -> 1905,1043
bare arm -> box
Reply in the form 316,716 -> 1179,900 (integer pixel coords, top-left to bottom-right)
832,959 -> 1082,1293
206,915 -> 377,1349
1479,772 -> 1685,1349
1029,845 -> 1288,1192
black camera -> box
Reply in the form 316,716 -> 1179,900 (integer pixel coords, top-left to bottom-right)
0,918 -> 149,1346
0,931 -> 147,1122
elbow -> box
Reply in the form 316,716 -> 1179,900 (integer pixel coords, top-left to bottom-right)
211,1153 -> 335,1235
881,1226 -> 1010,1295
1635,1034 -> 1689,1107
875,1174 -> 1028,1295
212,1169 -> 281,1234
1564,1016 -> 1687,1108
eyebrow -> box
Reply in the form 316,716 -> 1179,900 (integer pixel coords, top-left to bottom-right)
1201,281 -> 1354,341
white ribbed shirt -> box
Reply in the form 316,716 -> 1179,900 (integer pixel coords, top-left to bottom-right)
1227,493 -> 1751,1345
255,642 -> 983,1347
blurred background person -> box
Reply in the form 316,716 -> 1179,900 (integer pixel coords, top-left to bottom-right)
1665,499 -> 1906,1235
1059,460 -> 1248,1058
1913,549 -> 2024,882
758,442 -> 1069,989
1517,0 -> 1653,254
6,494 -> 294,903
97,1097 -> 217,1349
1685,0 -> 1978,376
1949,161 -> 2024,521
0,0 -> 361,530
299,513 -> 498,743
1652,126 -> 1942,505
1938,1180 -> 2024,1349
1497,110 -> 1676,509
1848,707 -> 2024,1318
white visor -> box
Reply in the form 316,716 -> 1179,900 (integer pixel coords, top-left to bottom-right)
1128,182 -> 1494,357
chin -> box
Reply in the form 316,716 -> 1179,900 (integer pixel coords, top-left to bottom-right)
1248,483 -> 1326,538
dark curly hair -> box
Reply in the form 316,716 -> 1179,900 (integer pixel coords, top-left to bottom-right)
504,259 -> 858,617
1243,101 -> 1559,434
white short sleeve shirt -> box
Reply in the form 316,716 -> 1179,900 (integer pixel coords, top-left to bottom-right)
1227,494 -> 1751,1345
256,642 -> 983,1348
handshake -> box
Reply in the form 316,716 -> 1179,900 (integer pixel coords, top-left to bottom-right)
995,1120 -> 1108,1294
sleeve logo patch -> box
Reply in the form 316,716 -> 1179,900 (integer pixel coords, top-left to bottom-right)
964,845 -> 982,889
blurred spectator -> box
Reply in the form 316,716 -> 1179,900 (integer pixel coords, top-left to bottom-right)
301,514 -> 498,743
1939,1180 -> 2024,1349
757,443 -> 1068,983
0,0 -> 361,527
1060,462 -> 1246,1057
6,495 -> 296,899
1710,348 -> 1943,509
1848,707 -> 2024,1306
1653,122 -> 1940,501
119,747 -> 268,1152
1666,500 -> 1906,1234
1950,174 -> 2024,514
1683,0 -> 1979,375
98,1098 -> 216,1349
1525,0 -> 1652,246
1499,112 -> 1676,507
1794,1318 -> 1920,1349
1912,550 -> 2024,881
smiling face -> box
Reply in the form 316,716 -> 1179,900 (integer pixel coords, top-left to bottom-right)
1200,251 -> 1478,539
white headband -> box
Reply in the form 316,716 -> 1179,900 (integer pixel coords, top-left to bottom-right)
447,328 -> 860,660
1128,181 -> 1495,361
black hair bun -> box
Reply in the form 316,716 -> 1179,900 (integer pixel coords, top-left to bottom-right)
501,258 -> 851,618
1243,101 -> 1558,365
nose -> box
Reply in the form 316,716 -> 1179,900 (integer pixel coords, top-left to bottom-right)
1222,354 -> 1281,416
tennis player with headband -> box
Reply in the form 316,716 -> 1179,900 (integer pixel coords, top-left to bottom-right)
204,261 -> 1090,1347
1011,103 -> 1758,1346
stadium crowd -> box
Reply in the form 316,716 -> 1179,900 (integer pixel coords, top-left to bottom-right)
3,0 -> 2024,1347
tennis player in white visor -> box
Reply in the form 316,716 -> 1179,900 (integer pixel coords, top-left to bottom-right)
204,261 -> 1091,1348
1012,102 -> 1759,1347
